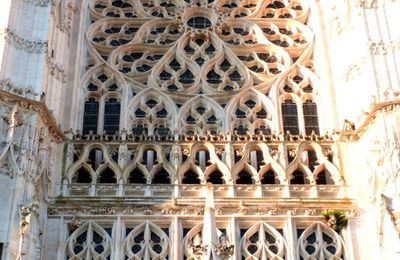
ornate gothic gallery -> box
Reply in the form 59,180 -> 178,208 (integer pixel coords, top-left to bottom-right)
0,0 -> 399,259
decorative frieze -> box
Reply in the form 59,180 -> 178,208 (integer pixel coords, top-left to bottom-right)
46,56 -> 67,82
4,28 -> 47,54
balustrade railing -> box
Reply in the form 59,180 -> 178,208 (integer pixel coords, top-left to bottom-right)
57,183 -> 355,199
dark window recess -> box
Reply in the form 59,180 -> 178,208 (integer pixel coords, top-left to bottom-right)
186,115 -> 196,124
236,171 -> 253,184
187,17 -> 212,29
156,108 -> 168,118
234,125 -> 248,135
132,124 -> 147,135
316,171 -> 328,185
207,70 -> 222,84
281,100 -> 299,134
155,125 -> 170,136
129,169 -> 146,183
303,100 -> 319,135
229,71 -> 241,81
135,108 -> 146,118
256,108 -> 268,118
255,125 -> 271,135
0,242 -> 3,260
205,44 -> 216,54
103,99 -> 120,133
235,108 -> 246,118
179,70 -> 195,84
152,169 -> 170,184
207,170 -> 224,184
82,98 -> 99,135
261,170 -> 276,184
73,168 -> 92,183
98,168 -> 116,183
290,170 -> 305,184
307,150 -> 318,171
182,170 -> 200,184
169,59 -> 181,70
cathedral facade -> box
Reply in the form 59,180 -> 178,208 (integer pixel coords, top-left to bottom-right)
0,0 -> 399,259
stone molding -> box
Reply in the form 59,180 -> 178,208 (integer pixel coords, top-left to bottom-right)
340,97 -> 400,140
47,203 -> 357,217
4,28 -> 48,54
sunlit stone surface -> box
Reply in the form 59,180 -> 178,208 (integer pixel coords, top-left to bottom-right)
0,0 -> 399,259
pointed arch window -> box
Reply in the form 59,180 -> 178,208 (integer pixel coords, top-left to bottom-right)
281,99 -> 299,134
303,100 -> 319,135
82,98 -> 99,135
103,98 -> 121,133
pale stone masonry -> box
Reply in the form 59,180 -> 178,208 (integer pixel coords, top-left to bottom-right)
0,0 -> 399,259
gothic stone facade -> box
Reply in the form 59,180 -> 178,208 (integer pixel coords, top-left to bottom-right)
0,0 -> 400,259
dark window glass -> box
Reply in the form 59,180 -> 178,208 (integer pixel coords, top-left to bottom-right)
187,17 -> 212,28
207,170 -> 224,184
303,100 -> 319,135
82,98 -> 99,134
281,99 -> 299,134
182,170 -> 200,184
104,98 -> 120,133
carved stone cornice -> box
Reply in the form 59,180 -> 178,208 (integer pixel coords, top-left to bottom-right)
47,201 -> 358,217
340,98 -> 400,140
0,90 -> 64,142
4,28 -> 47,54
46,56 -> 67,82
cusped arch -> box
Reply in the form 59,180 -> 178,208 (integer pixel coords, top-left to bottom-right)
240,221 -> 289,259
66,221 -> 112,260
178,142 -> 231,184
175,95 -> 224,134
225,88 -> 279,132
298,222 -> 346,259
67,143 -> 122,183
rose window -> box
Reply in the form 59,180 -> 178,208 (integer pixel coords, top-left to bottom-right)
89,0 -> 312,103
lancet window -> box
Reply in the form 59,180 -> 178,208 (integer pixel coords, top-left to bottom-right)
82,69 -> 122,134
124,221 -> 170,259
240,222 -> 288,259
66,221 -> 112,260
297,222 -> 345,259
